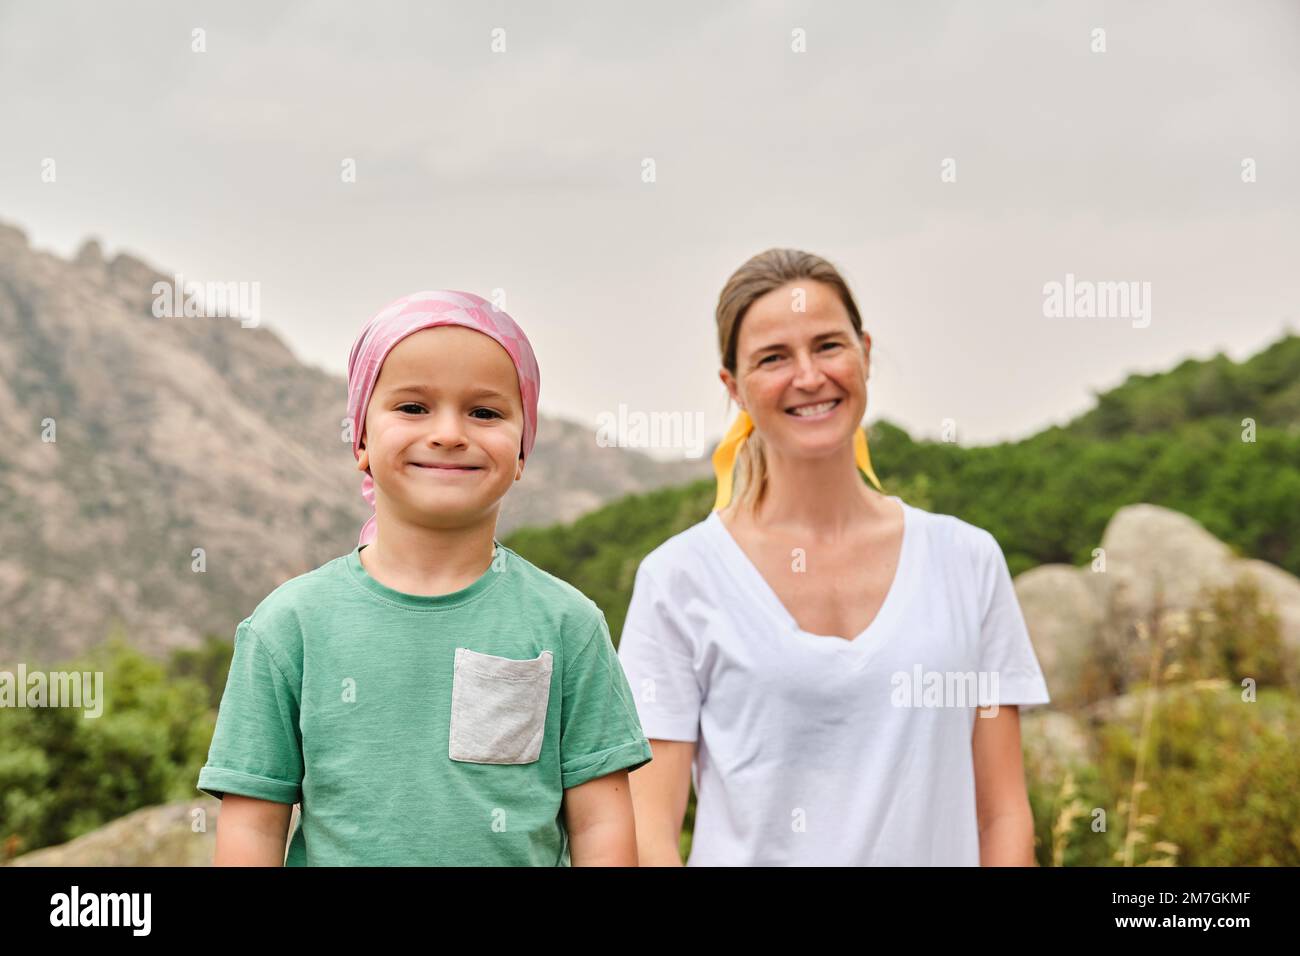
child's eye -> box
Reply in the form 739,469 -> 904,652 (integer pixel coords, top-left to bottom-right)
396,402 -> 426,414
470,408 -> 503,420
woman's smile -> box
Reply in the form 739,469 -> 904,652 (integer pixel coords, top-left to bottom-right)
785,397 -> 842,420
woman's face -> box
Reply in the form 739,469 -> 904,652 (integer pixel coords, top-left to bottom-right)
721,279 -> 870,463
357,326 -> 525,529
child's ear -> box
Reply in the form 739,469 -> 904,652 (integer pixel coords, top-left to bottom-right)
356,434 -> 370,473
515,453 -> 525,482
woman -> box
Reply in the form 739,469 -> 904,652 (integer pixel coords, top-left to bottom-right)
617,248 -> 1051,866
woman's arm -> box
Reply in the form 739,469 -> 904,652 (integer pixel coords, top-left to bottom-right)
972,704 -> 1037,866
212,794 -> 294,866
627,738 -> 695,866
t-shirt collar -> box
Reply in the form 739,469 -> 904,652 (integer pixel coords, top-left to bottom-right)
344,542 -> 508,610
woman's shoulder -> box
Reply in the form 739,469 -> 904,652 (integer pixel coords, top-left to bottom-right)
899,498 -> 1002,567
635,514 -> 720,582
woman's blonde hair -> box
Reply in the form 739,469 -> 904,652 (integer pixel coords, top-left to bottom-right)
715,248 -> 867,513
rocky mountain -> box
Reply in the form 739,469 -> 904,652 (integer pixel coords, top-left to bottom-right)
0,219 -> 710,665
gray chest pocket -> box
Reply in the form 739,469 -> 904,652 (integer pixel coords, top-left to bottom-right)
449,648 -> 554,764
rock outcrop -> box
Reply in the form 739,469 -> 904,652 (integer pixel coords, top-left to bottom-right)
5,798 -> 222,867
1014,503 -> 1300,710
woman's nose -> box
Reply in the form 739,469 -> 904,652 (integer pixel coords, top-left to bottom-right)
791,351 -> 826,389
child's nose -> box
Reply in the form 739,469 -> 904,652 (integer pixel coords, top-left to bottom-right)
425,408 -> 469,446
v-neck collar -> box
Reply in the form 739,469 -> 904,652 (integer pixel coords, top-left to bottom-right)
705,496 -> 916,656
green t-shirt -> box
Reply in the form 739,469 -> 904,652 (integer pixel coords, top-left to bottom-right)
197,541 -> 653,866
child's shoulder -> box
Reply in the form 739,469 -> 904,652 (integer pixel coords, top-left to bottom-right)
240,552 -> 353,649
496,544 -> 606,639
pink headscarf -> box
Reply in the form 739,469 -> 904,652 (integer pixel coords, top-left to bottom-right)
346,289 -> 541,546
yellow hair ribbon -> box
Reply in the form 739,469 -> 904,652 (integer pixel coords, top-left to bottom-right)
710,410 -> 755,512
711,410 -> 884,511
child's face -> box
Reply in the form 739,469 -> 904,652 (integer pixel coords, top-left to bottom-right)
357,326 -> 526,531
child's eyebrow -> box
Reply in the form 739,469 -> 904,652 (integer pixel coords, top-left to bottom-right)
387,384 -> 511,401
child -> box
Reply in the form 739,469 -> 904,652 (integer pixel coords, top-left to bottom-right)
197,289 -> 653,865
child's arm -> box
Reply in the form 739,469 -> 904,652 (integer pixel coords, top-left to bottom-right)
557,612 -> 654,864
212,795 -> 294,866
562,769 -> 638,866
198,619 -> 304,863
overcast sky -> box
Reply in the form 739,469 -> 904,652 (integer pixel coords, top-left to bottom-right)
3,0 -> 1297,455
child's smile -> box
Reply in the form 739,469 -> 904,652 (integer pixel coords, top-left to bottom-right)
408,461 -> 484,476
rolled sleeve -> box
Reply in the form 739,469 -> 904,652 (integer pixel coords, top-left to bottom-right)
196,619 -> 304,803
559,615 -> 653,790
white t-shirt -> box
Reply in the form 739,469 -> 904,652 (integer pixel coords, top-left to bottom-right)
616,496 -> 1051,866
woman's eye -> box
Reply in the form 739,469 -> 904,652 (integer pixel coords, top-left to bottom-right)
758,354 -> 782,366
470,408 -> 503,420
